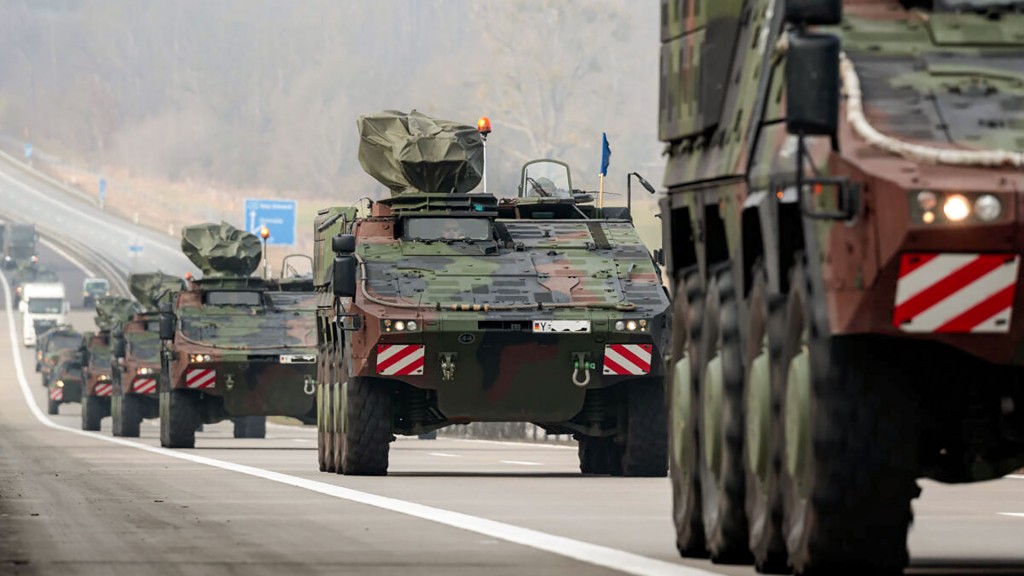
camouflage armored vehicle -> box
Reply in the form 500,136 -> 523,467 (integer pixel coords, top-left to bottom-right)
81,297 -> 138,431
110,273 -> 185,437
158,222 -> 318,448
82,277 -> 110,309
48,352 -> 85,415
314,110 -> 670,476
35,324 -> 82,386
658,0 -> 1024,573
2,222 -> 38,269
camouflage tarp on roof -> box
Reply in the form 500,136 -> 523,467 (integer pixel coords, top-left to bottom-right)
357,110 -> 484,196
95,296 -> 140,331
129,272 -> 187,311
181,222 -> 261,278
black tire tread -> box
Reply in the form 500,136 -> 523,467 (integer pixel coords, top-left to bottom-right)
161,388 -> 199,449
121,393 -> 142,438
82,394 -> 103,431
578,435 -> 623,475
340,377 -> 392,476
623,378 -> 668,477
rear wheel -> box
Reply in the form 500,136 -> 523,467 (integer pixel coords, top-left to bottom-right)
82,394 -> 104,431
699,267 -> 752,563
779,259 -> 919,575
232,416 -> 267,439
160,384 -> 199,449
338,377 -> 392,476
121,394 -> 143,438
669,267 -> 707,557
578,435 -> 623,475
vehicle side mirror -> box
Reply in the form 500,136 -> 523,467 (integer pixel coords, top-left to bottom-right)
785,0 -> 841,25
785,33 -> 841,137
332,234 -> 356,255
653,248 -> 665,267
333,256 -> 357,298
159,304 -> 176,341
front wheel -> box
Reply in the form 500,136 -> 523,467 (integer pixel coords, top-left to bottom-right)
337,377 -> 392,476
160,386 -> 199,449
82,394 -> 104,431
120,393 -> 143,438
47,397 -> 60,416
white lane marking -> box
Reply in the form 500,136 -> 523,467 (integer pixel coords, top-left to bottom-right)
501,460 -> 543,466
38,238 -> 95,276
0,272 -> 719,576
1009,475 -> 1024,480
429,452 -> 461,458
292,438 -> 313,443
999,513 -> 1024,518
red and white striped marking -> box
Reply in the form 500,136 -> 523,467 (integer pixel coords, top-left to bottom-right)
133,377 -> 157,394
49,387 -> 63,401
376,344 -> 425,376
893,253 -> 1019,334
603,344 -> 653,375
93,382 -> 113,397
185,368 -> 217,389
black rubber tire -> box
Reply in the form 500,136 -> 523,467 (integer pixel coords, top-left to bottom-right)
47,397 -> 59,416
121,394 -> 143,438
339,377 -> 393,476
418,430 -> 438,440
111,392 -> 125,437
232,416 -> 267,439
82,394 -> 104,431
779,259 -> 920,575
160,386 -> 199,449
317,380 -> 328,472
699,267 -> 753,564
577,435 -> 623,475
621,377 -> 668,477
742,265 -> 788,574
669,267 -> 707,557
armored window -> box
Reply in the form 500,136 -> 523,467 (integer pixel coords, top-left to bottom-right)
203,291 -> 263,306
404,218 -> 492,241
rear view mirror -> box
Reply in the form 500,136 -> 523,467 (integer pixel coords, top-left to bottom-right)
158,303 -> 175,341
332,234 -> 356,254
333,256 -> 357,298
786,33 -> 841,137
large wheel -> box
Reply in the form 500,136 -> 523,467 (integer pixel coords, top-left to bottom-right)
742,265 -> 788,573
111,392 -> 125,437
82,394 -> 104,431
232,416 -> 267,439
121,393 -> 143,438
47,397 -> 59,415
578,435 -> 623,475
317,380 -> 328,472
779,258 -> 920,575
699,267 -> 752,563
668,267 -> 707,557
337,377 -> 392,476
622,377 -> 668,477
160,383 -> 200,449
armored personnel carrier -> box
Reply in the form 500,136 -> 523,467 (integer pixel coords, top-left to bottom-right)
658,0 -> 1024,573
81,297 -> 139,431
2,222 -> 38,269
158,222 -> 318,448
110,273 -> 185,437
36,324 -> 81,384
48,352 -> 84,415
314,110 -> 670,476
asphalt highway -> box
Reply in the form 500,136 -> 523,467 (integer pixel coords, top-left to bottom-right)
1,163 -> 1024,575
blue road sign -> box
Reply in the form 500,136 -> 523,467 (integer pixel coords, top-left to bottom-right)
129,243 -> 144,254
24,143 -> 32,159
244,199 -> 297,246
99,178 -> 107,194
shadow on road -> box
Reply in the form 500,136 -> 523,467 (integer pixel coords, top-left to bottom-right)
909,559 -> 1024,575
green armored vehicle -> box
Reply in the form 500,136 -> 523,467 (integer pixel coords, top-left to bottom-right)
158,223 -> 318,448
658,0 -> 1024,573
48,352 -> 85,415
36,324 -> 81,387
81,297 -> 138,431
314,111 -> 670,476
110,273 -> 185,437
2,222 -> 38,270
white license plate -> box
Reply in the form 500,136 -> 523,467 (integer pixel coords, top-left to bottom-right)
279,354 -> 316,364
532,320 -> 591,333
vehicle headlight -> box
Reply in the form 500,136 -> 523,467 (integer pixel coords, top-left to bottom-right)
394,320 -> 406,331
136,367 -> 155,375
614,320 -> 626,331
974,194 -> 1001,222
56,380 -> 65,388
382,319 -> 420,332
615,319 -> 648,332
943,194 -> 971,222
406,320 -> 418,331
626,320 -> 638,331
188,353 -> 212,363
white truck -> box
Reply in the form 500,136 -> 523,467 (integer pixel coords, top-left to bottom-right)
20,282 -> 69,347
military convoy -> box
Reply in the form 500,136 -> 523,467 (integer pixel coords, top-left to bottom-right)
658,0 -> 1024,573
2,222 -> 38,269
312,110 -> 670,476
157,223 -> 318,448
110,273 -> 184,437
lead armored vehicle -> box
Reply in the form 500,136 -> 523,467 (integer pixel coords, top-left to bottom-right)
110,273 -> 185,437
158,223 -> 318,448
314,110 -> 670,476
659,0 -> 1024,573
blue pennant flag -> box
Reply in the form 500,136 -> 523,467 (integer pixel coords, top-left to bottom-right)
600,132 -> 611,176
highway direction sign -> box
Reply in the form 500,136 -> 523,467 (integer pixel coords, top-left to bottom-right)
244,199 -> 297,246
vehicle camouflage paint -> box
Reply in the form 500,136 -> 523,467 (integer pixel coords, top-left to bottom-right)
81,296 -> 139,431
658,0 -> 1024,573
110,273 -> 185,437
314,110 -> 670,476
158,222 -> 318,448
2,222 -> 38,269
47,352 -> 84,416
35,324 -> 81,387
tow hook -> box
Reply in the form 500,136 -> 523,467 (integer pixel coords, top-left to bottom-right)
225,374 -> 235,391
572,353 -> 596,387
303,376 -> 316,395
440,353 -> 457,382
